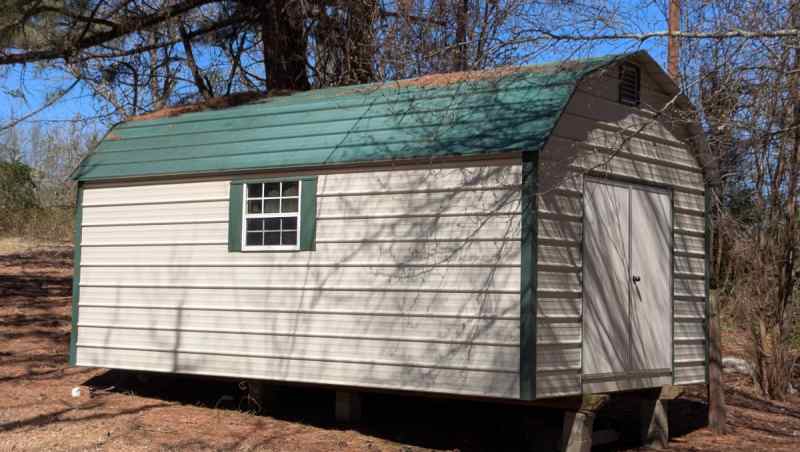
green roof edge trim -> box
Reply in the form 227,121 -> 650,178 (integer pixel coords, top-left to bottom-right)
73,52 -> 641,182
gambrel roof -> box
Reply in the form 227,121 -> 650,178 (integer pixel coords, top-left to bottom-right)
73,51 -> 673,182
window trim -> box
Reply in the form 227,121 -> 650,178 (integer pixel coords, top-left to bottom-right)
228,176 -> 317,253
241,181 -> 302,251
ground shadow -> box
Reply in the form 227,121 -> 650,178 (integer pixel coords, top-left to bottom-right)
590,393 -> 708,451
667,397 -> 710,438
82,370 -> 721,452
0,246 -> 73,345
85,369 -> 567,451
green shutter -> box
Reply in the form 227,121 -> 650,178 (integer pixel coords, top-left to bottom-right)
228,181 -> 244,252
519,151 -> 539,400
300,177 -> 318,251
68,184 -> 83,366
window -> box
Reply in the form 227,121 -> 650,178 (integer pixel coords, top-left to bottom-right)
618,62 -> 640,107
244,181 -> 300,249
228,177 -> 317,252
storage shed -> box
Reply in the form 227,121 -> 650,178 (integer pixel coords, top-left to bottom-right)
69,51 -> 709,404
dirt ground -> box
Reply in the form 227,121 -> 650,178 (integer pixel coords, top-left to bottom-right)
1,243 -> 799,451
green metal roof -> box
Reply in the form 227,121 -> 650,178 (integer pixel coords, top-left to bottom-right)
74,52 -> 636,182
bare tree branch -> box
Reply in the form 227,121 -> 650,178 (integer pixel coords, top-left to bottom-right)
0,0 -> 221,66
0,79 -> 80,132
512,28 -> 800,44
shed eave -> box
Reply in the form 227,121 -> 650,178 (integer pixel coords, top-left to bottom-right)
75,149 -> 530,185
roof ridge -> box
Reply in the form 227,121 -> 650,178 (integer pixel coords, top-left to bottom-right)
125,52 -> 632,124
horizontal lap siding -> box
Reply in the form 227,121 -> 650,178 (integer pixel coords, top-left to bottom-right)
81,242 -> 521,266
77,287 -> 520,318
75,162 -> 523,399
76,327 -> 519,371
534,70 -> 707,397
78,308 -> 519,343
80,265 -> 519,291
76,348 -> 519,398
535,173 -> 583,397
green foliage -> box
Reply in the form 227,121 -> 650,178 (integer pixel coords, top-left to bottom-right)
0,122 -> 91,242
0,160 -> 38,210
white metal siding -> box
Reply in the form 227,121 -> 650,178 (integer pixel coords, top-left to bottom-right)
534,68 -> 708,396
75,161 -> 523,399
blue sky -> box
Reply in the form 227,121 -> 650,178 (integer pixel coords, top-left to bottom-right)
1,1 -> 670,134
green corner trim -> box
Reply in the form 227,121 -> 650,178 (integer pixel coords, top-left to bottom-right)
229,176 -> 317,252
300,177 -> 318,251
704,185 -> 711,383
671,188 -> 677,385
68,184 -> 83,366
520,151 -> 539,400
228,181 -> 244,251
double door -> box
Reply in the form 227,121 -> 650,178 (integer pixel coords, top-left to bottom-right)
581,179 -> 673,391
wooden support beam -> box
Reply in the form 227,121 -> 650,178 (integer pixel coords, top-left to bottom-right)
640,398 -> 669,449
526,394 -> 609,411
562,411 -> 594,452
559,394 -> 610,452
659,384 -> 684,401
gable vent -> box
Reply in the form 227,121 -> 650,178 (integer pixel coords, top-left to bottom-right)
618,63 -> 641,107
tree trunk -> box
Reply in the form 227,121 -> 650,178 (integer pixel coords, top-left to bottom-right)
455,0 -> 468,71
257,0 -> 310,91
707,292 -> 728,434
667,0 -> 680,80
344,0 -> 377,84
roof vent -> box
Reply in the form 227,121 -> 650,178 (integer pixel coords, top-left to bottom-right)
618,63 -> 640,107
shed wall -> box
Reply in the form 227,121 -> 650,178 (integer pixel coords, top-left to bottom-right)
535,67 -> 707,397
74,160 -> 524,399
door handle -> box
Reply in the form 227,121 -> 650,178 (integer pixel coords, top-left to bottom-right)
632,275 -> 641,283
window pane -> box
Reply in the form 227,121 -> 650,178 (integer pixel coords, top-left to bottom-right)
247,183 -> 262,198
282,231 -> 297,245
264,231 -> 281,245
246,219 -> 263,231
282,198 -> 298,213
264,199 -> 280,213
265,182 -> 281,197
246,232 -> 263,246
281,217 -> 297,230
283,181 -> 299,196
247,200 -> 262,214
264,218 -> 281,231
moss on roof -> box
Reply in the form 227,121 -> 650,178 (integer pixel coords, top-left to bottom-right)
74,52 -> 636,182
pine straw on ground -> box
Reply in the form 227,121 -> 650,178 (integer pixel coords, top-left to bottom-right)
1,244 -> 799,451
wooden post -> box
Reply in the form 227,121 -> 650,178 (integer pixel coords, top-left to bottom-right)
562,411 -> 595,452
667,0 -> 681,80
640,398 -> 669,449
559,395 -> 609,452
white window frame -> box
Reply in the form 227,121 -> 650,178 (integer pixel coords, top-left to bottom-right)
241,180 -> 302,251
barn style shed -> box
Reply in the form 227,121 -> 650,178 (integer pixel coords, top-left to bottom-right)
69,51 -> 709,407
